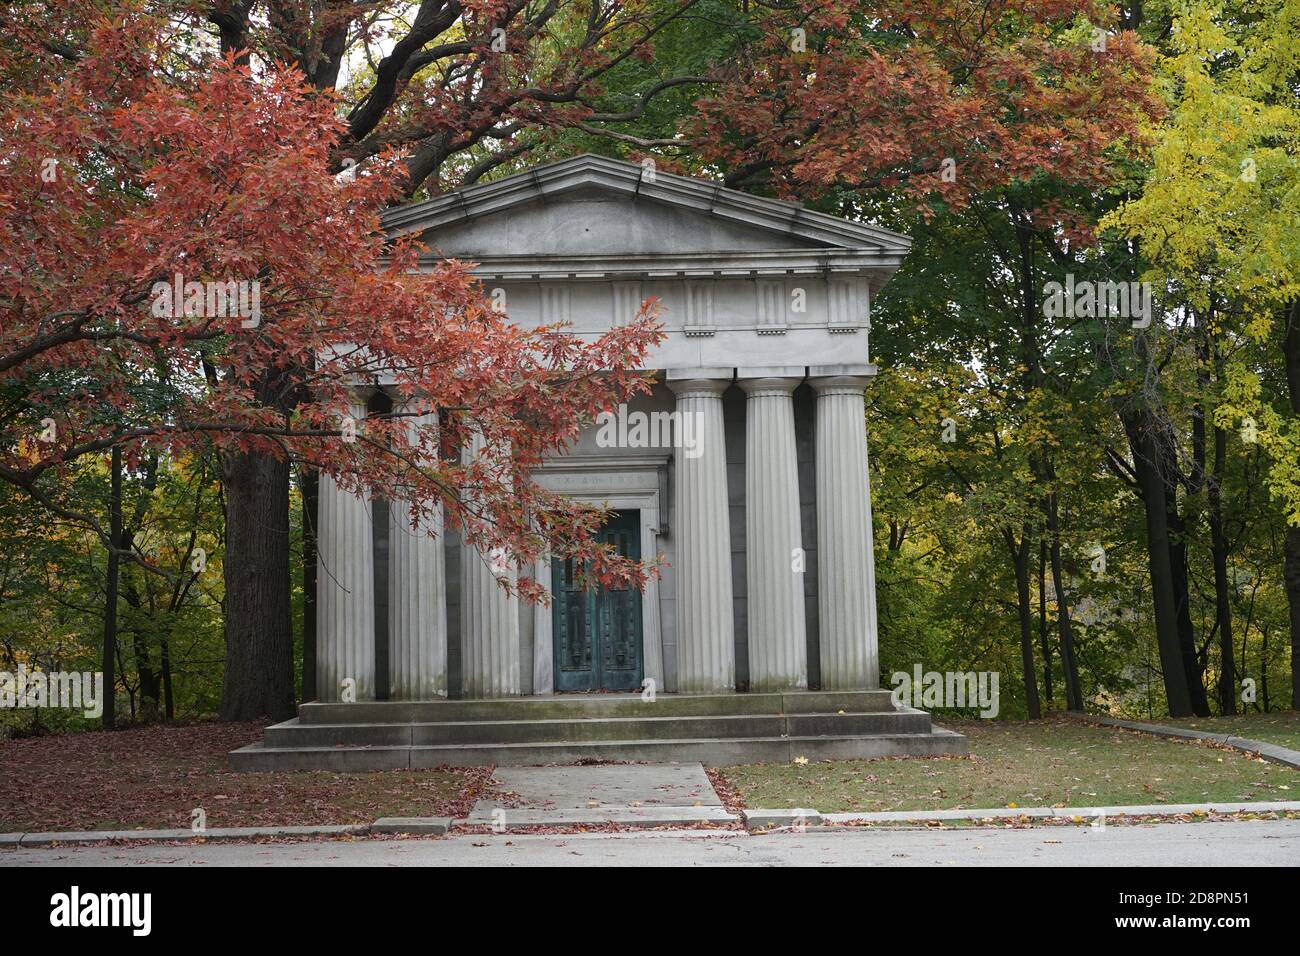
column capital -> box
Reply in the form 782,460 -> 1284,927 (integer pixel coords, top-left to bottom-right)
667,369 -> 733,398
738,375 -> 802,398
808,363 -> 878,396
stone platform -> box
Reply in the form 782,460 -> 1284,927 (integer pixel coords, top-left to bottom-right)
229,690 -> 966,771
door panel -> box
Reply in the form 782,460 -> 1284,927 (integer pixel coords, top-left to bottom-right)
554,557 -> 595,690
552,511 -> 643,692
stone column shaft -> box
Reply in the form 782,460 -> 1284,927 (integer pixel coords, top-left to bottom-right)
668,374 -> 735,694
316,400 -> 376,702
811,373 -> 880,690
741,375 -> 808,691
388,406 -> 447,699
460,432 -> 521,698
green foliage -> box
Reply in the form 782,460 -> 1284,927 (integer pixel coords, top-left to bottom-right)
0,451 -> 228,733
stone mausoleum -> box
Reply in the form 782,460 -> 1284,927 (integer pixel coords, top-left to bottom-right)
232,155 -> 965,770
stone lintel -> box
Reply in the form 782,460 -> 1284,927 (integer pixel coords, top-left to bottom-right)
665,366 -> 735,382
736,365 -> 806,381
807,363 -> 878,381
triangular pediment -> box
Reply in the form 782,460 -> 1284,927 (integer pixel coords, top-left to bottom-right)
382,154 -> 910,265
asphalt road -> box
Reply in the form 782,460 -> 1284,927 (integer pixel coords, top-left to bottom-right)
3,819 -> 1298,866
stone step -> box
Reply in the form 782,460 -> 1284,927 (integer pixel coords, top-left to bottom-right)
296,689 -> 897,725
229,728 -> 968,771
263,709 -> 933,748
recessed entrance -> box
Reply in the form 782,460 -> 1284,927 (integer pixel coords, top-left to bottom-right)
552,510 -> 644,692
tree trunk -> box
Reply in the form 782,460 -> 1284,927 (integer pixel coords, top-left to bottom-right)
1287,528 -> 1300,711
208,1 -> 254,63
100,446 -> 121,730
1122,409 -> 1195,716
122,578 -> 161,715
130,642 -> 160,714
160,634 -> 174,721
1170,496 -> 1206,712
1187,331 -> 1214,718
300,466 -> 319,702
1034,486 -> 1086,712
208,9 -> 300,721
1005,524 -> 1042,718
1038,537 -> 1052,705
1282,300 -> 1300,710
1162,397 -> 1208,716
1208,422 -> 1235,715
1008,215 -> 1043,719
219,449 -> 295,721
1042,490 -> 1083,711
1260,626 -> 1271,712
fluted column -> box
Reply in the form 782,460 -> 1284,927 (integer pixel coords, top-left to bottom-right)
388,403 -> 447,699
532,555 -> 554,695
811,370 -> 880,689
740,373 -> 808,691
667,372 -> 735,694
316,399 -> 375,702
460,431 -> 521,697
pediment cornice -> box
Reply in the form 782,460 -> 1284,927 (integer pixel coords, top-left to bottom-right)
382,154 -> 911,261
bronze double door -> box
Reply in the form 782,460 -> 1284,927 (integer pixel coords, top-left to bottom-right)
552,510 -> 643,692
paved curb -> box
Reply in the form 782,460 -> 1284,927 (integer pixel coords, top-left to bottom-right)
9,800 -> 1298,845
741,808 -> 823,830
1063,711 -> 1300,769
372,817 -> 452,835
1,824 -> 369,847
457,807 -> 739,829
820,801 -> 1300,825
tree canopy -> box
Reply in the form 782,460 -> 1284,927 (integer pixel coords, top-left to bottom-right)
0,0 -> 1295,729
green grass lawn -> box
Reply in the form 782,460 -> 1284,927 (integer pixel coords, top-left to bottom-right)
1151,711 -> 1300,751
0,722 -> 497,833
717,717 -> 1297,813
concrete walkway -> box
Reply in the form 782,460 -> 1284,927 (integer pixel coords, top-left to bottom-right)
464,762 -> 737,828
1065,712 -> 1300,768
5,818 -> 1297,866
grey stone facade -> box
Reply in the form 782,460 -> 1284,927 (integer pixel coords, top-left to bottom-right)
314,155 -> 910,700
